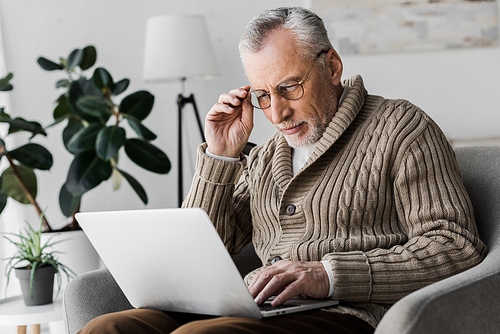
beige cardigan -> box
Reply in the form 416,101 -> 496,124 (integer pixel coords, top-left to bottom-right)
183,75 -> 487,327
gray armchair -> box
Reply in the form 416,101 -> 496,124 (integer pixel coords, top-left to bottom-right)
63,146 -> 500,334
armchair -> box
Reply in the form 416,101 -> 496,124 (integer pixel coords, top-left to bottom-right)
63,146 -> 500,334
374,146 -> 500,333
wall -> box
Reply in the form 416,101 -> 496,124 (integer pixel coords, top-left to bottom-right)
341,43 -> 500,143
0,0 -> 498,241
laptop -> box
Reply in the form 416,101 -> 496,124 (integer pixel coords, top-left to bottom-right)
76,208 -> 338,319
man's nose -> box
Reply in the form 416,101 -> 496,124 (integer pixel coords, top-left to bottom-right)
269,94 -> 292,125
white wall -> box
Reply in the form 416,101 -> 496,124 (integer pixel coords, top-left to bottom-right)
341,43 -> 500,143
0,0 -> 498,229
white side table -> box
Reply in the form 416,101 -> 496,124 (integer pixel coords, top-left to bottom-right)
0,296 -> 63,334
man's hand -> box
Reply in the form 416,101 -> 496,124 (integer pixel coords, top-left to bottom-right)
248,260 -> 330,307
205,86 -> 254,158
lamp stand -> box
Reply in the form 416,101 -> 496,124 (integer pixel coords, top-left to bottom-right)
176,92 -> 206,207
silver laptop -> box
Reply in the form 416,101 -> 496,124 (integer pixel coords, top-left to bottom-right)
76,208 -> 338,319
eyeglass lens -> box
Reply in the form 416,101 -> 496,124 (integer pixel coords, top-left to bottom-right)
248,82 -> 304,109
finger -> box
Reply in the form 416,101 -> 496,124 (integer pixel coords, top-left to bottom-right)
272,281 -> 301,306
208,102 -> 236,115
249,270 -> 273,300
248,260 -> 283,293
248,272 -> 259,291
240,97 -> 254,130
235,86 -> 251,97
216,93 -> 240,107
206,101 -> 244,122
248,258 -> 291,290
236,85 -> 251,96
218,87 -> 250,106
255,272 -> 294,306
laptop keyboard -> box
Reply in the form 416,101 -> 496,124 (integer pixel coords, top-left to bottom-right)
259,303 -> 299,312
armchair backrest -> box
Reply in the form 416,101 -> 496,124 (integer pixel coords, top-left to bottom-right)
454,146 -> 500,251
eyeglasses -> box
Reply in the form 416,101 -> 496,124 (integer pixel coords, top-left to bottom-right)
247,50 -> 328,110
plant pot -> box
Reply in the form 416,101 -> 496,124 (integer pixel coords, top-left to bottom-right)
15,265 -> 57,306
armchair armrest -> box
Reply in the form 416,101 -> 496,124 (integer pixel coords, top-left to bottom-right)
375,246 -> 500,334
63,268 -> 133,334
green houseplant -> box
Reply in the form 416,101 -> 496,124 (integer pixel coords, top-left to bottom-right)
0,73 -> 54,231
3,214 -> 74,306
38,45 -> 171,231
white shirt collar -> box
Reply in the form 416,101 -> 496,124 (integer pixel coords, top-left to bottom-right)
291,84 -> 350,176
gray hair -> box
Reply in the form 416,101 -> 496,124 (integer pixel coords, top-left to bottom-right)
238,7 -> 333,65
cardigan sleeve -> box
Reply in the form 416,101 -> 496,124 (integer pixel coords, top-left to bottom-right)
182,143 -> 253,256
322,121 -> 487,303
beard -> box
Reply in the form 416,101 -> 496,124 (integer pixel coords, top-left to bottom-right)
277,118 -> 328,148
277,77 -> 338,148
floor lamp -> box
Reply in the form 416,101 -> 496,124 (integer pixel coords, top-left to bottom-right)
143,14 -> 219,207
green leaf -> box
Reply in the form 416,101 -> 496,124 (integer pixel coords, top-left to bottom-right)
118,169 -> 148,204
112,78 -> 129,96
59,184 -> 81,217
92,67 -> 114,91
124,138 -> 170,174
0,186 -> 8,215
0,72 -> 13,84
95,126 -> 126,161
9,119 -> 46,137
0,111 -> 47,137
0,83 -> 13,92
120,91 -> 154,121
66,122 -> 104,154
53,94 -> 71,122
55,79 -> 71,89
67,48 -> 84,70
62,119 -> 84,152
9,143 -> 53,170
76,96 -> 112,117
0,72 -> 13,91
80,45 -> 97,71
68,79 -> 106,123
126,116 -> 157,140
1,165 -> 37,204
37,57 -> 63,71
65,151 -> 112,195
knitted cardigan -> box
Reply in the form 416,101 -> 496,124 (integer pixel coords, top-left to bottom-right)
183,75 -> 487,327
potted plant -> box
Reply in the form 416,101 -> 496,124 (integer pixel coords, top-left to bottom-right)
0,73 -> 73,308
2,214 -> 74,306
37,45 -> 171,231
0,73 -> 54,231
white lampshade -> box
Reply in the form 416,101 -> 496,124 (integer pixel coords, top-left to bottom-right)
143,14 -> 219,82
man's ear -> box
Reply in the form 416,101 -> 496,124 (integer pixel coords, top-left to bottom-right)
326,49 -> 343,86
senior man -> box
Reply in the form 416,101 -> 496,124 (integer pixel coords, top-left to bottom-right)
80,7 -> 486,334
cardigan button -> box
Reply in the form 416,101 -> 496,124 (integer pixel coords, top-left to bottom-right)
285,204 -> 296,215
271,256 -> 282,265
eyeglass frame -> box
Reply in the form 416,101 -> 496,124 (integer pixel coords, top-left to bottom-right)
247,50 -> 329,110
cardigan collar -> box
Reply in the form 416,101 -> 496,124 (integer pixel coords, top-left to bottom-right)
272,75 -> 367,191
